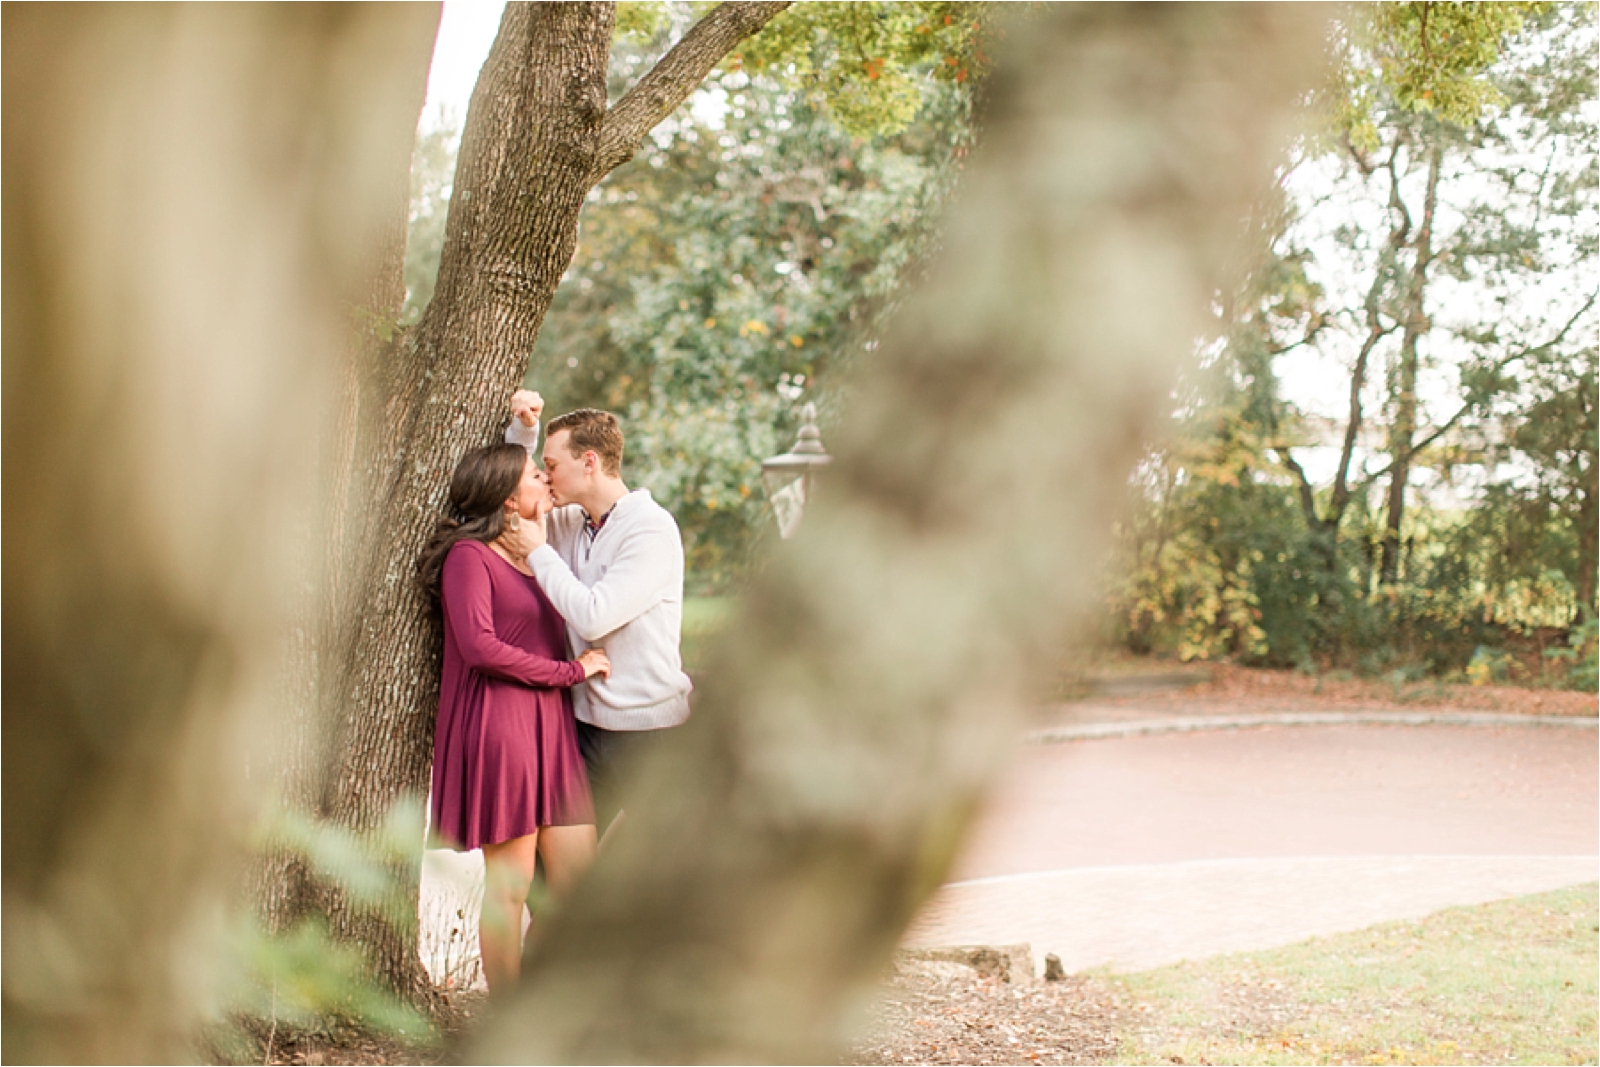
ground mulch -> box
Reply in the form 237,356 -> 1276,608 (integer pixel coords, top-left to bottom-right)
227,666 -> 1589,1065
236,965 -> 1129,1066
219,994 -> 481,1066
847,958 -> 1126,1066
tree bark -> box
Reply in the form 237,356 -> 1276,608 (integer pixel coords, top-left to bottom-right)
303,0 -> 789,1000
2,5 -> 440,1060
467,4 -> 1331,1062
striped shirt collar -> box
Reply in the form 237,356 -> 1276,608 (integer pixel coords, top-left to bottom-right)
583,501 -> 619,541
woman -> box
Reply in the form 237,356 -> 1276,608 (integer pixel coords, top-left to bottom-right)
417,443 -> 609,993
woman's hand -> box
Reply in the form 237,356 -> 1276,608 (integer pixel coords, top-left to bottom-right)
577,648 -> 611,680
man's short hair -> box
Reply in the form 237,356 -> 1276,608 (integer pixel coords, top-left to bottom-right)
548,408 -> 624,477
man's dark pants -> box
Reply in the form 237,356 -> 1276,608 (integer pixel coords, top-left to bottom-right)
526,719 -> 674,915
577,718 -> 675,837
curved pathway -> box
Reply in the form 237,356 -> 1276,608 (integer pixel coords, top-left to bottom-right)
905,715 -> 1597,975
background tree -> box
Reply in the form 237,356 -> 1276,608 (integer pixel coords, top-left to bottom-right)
534,62 -> 972,588
1112,0 -> 1597,677
402,117 -> 461,325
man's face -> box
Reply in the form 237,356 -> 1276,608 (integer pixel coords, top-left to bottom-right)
541,428 -> 588,507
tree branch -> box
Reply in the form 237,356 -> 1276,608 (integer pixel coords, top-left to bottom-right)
1275,446 -> 1322,530
1328,309 -> 1396,524
1358,291 -> 1599,487
1326,146 -> 1409,526
1266,312 -> 1331,358
590,1 -> 791,182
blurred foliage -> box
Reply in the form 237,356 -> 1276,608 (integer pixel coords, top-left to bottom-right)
1543,614 -> 1600,691
731,2 -> 997,138
606,2 -> 999,138
206,800 -> 437,1060
1325,1 -> 1545,150
1112,1 -> 1597,687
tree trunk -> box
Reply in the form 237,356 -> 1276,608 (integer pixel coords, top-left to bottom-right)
302,0 -> 788,1000
302,2 -> 617,1003
2,5 -> 441,1060
1577,442 -> 1597,621
1278,145 -> 1403,620
1380,144 -> 1442,587
468,4 -> 1331,1062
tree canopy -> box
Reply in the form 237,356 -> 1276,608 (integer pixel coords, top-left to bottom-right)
406,3 -> 986,589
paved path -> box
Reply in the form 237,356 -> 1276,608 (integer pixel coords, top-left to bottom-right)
904,716 -> 1598,975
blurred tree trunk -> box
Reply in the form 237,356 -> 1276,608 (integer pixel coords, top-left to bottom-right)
250,16 -> 439,991
469,4 -> 1332,1063
297,0 -> 787,1000
2,4 -> 440,1062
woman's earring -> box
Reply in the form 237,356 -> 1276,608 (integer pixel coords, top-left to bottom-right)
507,510 -> 520,532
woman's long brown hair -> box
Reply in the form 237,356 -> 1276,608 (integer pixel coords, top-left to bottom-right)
415,443 -> 530,599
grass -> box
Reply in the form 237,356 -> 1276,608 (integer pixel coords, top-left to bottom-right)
1106,883 -> 1599,1065
681,595 -> 735,675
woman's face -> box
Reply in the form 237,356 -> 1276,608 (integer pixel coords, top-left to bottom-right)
505,455 -> 552,519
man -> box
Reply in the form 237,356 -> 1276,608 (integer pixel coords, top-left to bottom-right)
503,389 -> 691,834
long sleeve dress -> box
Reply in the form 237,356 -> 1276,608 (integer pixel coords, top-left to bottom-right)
430,539 -> 594,850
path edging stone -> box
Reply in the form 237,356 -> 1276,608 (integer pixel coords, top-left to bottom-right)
1026,710 -> 1598,745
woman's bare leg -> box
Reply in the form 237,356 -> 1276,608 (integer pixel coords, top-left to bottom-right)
519,823 -> 597,960
480,833 -> 540,995
537,823 -> 597,896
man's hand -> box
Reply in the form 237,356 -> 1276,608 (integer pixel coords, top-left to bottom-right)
577,647 -> 611,680
495,507 -> 546,561
510,389 -> 544,428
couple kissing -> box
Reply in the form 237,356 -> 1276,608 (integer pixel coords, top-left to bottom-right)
415,389 -> 690,994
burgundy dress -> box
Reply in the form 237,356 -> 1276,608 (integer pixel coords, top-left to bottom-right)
431,539 -> 594,850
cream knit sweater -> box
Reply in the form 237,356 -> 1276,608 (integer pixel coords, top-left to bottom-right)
507,421 -> 692,730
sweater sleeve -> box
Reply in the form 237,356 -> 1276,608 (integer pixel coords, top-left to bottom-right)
506,417 -> 540,456
527,524 -> 675,643
442,546 -> 587,688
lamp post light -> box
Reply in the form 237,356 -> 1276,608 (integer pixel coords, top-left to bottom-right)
761,402 -> 831,539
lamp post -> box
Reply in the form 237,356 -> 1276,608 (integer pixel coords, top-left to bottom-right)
761,402 -> 831,539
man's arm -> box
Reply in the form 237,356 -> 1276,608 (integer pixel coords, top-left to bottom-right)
527,526 -> 678,642
506,388 -> 542,454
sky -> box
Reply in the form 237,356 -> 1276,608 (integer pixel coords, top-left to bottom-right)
422,2 -> 507,130
420,2 -> 727,135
